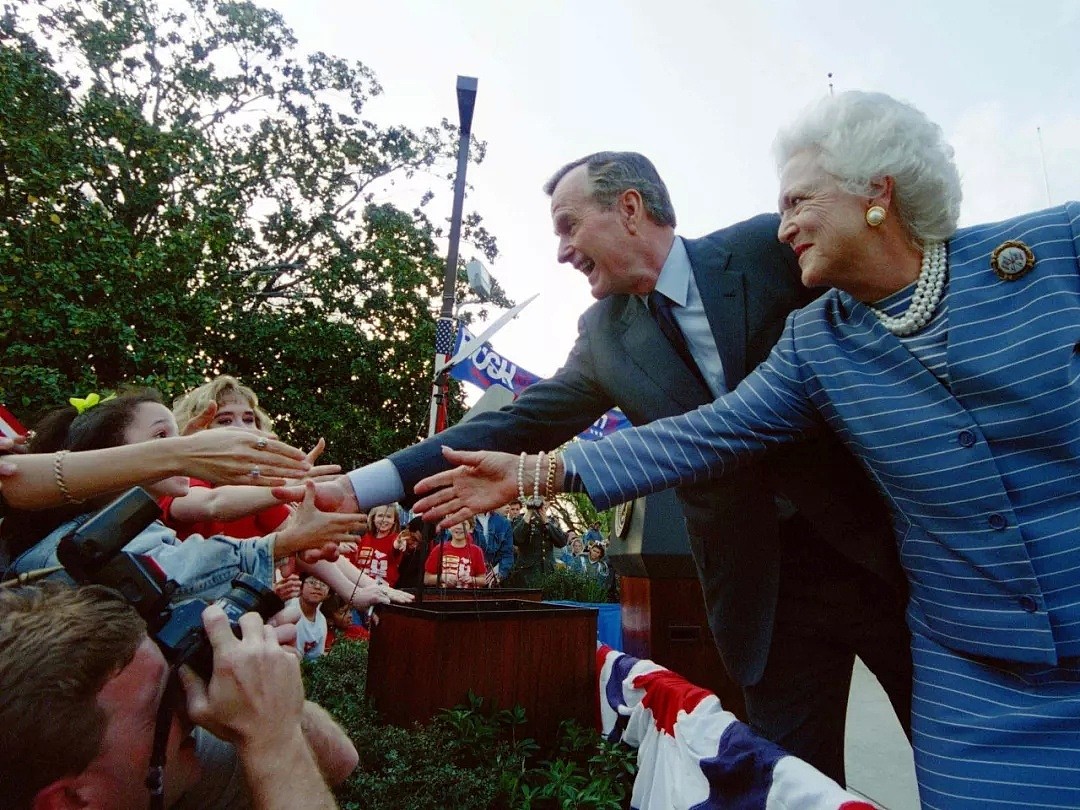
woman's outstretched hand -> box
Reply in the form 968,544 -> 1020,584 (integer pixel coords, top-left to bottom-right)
177,428 -> 310,485
413,447 -> 521,528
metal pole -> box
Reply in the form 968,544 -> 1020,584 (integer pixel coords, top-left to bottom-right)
422,76 -> 478,599
427,76 -> 478,438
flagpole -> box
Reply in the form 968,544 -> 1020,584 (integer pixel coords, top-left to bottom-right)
428,76 -> 478,439
420,76 -> 478,599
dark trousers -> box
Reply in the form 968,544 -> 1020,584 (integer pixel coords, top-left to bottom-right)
742,521 -> 912,787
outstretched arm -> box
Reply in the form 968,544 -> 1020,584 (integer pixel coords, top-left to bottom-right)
1,430 -> 310,510
273,482 -> 367,557
417,330 -> 822,524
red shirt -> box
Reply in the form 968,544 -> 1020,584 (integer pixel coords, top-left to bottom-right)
325,623 -> 370,651
346,532 -> 404,587
424,541 -> 487,588
159,477 -> 292,540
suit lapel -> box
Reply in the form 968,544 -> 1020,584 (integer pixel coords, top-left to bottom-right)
687,238 -> 747,387
618,297 -> 711,411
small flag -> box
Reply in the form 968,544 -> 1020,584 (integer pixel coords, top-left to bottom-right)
0,404 -> 27,439
434,318 -> 457,357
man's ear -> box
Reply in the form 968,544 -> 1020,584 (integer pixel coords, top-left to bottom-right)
32,779 -> 86,810
616,188 -> 644,233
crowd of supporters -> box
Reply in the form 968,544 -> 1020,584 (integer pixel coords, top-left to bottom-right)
0,377 -> 606,809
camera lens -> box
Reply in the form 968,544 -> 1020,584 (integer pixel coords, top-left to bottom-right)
215,573 -> 284,624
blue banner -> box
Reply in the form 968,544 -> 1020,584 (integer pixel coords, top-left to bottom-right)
448,327 -> 630,441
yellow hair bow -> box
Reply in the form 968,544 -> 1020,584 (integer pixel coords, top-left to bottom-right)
69,392 -> 116,415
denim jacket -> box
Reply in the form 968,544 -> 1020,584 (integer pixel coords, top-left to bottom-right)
10,516 -> 275,602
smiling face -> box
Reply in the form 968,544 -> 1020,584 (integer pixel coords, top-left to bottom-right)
777,151 -> 878,296
122,402 -> 189,498
369,505 -> 398,537
550,165 -> 652,300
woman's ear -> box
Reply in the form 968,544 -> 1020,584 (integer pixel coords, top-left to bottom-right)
868,175 -> 895,212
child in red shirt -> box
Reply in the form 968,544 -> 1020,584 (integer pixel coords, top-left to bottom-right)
346,503 -> 406,587
424,520 -> 487,589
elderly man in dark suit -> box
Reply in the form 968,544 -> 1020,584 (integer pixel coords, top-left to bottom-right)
315,152 -> 911,784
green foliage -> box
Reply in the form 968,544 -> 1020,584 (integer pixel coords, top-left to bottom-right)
546,486 -> 611,538
0,0 -> 507,465
303,640 -> 635,810
538,566 -> 615,604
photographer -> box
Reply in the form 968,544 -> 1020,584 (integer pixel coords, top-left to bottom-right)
0,583 -> 355,810
507,498 -> 566,588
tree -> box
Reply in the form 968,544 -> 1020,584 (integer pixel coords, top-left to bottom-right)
0,0 -> 508,466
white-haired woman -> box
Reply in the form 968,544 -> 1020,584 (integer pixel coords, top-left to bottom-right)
415,91 -> 1080,808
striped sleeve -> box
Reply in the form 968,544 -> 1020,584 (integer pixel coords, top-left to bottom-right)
563,315 -> 822,510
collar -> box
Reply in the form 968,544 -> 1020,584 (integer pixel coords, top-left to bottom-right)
652,236 -> 692,306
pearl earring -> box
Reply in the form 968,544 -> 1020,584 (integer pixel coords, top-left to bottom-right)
865,206 -> 886,227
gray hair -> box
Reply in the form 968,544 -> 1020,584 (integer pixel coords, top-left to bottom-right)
543,151 -> 677,228
773,91 -> 961,243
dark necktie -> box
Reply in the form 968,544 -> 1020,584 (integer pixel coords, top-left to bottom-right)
647,290 -> 707,388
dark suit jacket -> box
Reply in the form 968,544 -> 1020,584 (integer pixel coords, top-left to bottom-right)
390,213 -> 901,685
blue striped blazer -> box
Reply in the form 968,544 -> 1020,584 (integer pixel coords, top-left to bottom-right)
564,202 -> 1080,665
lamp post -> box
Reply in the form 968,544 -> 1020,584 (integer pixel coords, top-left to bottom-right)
422,76 -> 477,597
428,75 -> 478,438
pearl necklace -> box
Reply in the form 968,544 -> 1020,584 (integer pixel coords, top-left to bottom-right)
868,241 -> 947,336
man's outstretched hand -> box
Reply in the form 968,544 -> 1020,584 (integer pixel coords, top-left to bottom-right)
273,477 -> 359,514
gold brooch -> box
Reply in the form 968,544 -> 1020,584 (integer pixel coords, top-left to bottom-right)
990,240 -> 1035,281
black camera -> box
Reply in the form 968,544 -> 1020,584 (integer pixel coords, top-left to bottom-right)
56,487 -> 283,679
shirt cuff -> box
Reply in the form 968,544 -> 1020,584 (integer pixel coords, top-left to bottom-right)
346,459 -> 406,510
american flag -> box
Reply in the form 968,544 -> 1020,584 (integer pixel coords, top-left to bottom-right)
434,317 -> 458,357
431,318 -> 459,435
597,645 -> 876,810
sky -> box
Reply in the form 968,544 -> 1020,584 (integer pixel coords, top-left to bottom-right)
262,0 -> 1080,389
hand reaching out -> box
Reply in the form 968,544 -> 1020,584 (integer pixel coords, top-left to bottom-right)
177,428 -> 310,486
0,436 -> 22,488
273,477 -> 359,514
386,586 -> 415,604
275,481 -> 366,556
413,447 -> 522,528
348,583 -> 392,609
273,573 -> 302,602
290,438 -> 342,483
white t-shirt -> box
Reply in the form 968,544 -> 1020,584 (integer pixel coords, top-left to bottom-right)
287,598 -> 328,660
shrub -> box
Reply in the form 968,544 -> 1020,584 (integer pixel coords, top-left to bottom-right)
303,639 -> 635,809
539,567 -> 615,603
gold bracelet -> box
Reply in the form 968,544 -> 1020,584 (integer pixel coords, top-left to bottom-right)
53,450 -> 84,505
545,450 -> 559,498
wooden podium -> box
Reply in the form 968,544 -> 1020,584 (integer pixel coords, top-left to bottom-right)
366,600 -> 596,745
608,490 -> 747,720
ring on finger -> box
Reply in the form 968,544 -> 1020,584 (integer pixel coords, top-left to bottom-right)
249,467 -> 261,479
255,438 -> 268,450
